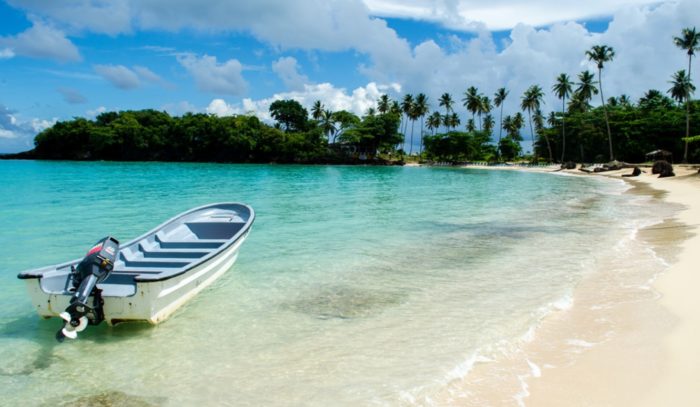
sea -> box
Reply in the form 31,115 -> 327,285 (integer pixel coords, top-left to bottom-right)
0,160 -> 676,406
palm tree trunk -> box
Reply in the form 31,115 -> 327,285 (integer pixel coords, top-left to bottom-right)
598,67 -> 614,161
498,104 -> 504,159
684,55 -> 692,162
561,97 -> 566,163
410,120 -> 415,155
528,110 -> 536,161
420,116 -> 424,155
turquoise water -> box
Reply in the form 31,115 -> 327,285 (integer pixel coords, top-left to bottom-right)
0,161 -> 669,405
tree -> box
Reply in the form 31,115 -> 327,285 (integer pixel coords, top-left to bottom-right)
414,93 -> 429,154
478,96 -> 492,131
439,93 -> 454,131
401,94 -> 414,149
427,111 -> 441,136
269,99 -> 309,132
462,86 -> 481,128
673,27 -> 700,161
668,70 -> 696,156
521,85 -> 548,160
494,87 -> 509,155
321,109 -> 337,142
586,44 -> 616,160
553,73 -> 574,162
377,94 -> 391,114
311,100 -> 324,121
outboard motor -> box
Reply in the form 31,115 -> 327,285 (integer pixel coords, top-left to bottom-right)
57,236 -> 119,342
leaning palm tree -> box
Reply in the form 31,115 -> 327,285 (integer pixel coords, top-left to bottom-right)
494,87 -> 509,147
586,44 -> 615,161
311,100 -> 324,121
521,85 -> 547,161
553,73 -> 573,162
439,93 -> 454,131
668,70 -> 696,155
673,27 -> 700,162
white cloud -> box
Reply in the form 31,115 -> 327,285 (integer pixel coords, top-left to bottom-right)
205,81 -> 402,122
86,106 -> 107,117
0,104 -> 56,153
272,57 -> 309,91
94,64 -> 141,89
363,0 -> 662,31
133,65 -> 161,83
0,20 -> 80,62
177,53 -> 247,96
7,0 -> 132,36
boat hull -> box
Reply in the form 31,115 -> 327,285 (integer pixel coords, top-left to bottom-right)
23,229 -> 249,325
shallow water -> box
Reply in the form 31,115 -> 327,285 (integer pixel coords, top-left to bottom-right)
0,161 -> 673,405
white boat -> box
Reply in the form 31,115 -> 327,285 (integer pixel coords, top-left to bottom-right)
18,202 -> 254,339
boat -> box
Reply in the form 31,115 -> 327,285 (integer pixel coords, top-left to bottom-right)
17,202 -> 254,340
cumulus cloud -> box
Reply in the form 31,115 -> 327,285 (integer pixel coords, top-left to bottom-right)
272,57 -> 309,91
0,20 -> 80,62
177,53 -> 247,96
0,104 -> 56,153
363,0 -> 662,31
205,81 -> 401,122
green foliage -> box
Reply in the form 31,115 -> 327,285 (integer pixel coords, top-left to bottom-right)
32,100 -> 406,164
423,130 -> 494,162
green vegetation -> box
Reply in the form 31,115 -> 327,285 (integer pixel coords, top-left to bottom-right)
24,26 -> 700,164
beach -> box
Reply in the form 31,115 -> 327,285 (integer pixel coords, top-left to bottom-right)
449,164 -> 700,406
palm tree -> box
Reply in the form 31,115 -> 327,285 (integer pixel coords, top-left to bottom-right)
521,85 -> 547,160
575,70 -> 598,106
321,110 -> 337,142
311,100 -> 324,121
668,71 -> 696,149
586,44 -> 615,161
494,87 -> 509,152
366,107 -> 376,117
408,103 -> 420,155
673,27 -> 700,162
414,93 -> 429,155
439,93 -> 454,131
513,112 -> 525,141
448,112 -> 461,130
483,114 -> 495,137
553,73 -> 573,162
377,94 -> 391,114
478,96 -> 492,131
401,94 -> 414,150
427,111 -> 441,135
462,86 -> 480,126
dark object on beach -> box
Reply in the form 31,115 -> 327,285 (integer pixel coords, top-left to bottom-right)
622,166 -> 642,177
561,161 -> 576,170
652,160 -> 675,178
646,149 -> 673,164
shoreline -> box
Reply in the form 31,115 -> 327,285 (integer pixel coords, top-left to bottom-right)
452,163 -> 700,406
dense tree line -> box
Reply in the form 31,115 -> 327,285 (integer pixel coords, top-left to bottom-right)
30,102 -> 401,164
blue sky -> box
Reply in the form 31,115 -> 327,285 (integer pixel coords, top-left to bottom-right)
0,0 -> 697,153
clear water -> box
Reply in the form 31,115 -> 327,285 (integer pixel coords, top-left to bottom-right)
0,161 -> 670,406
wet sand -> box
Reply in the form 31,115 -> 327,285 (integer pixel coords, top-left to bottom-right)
443,164 -> 700,406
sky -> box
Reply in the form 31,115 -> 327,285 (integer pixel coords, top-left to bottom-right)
0,0 -> 698,153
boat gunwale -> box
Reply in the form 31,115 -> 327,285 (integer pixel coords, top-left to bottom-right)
17,202 -> 255,284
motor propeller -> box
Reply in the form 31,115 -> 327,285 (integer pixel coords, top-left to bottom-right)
56,236 -> 119,342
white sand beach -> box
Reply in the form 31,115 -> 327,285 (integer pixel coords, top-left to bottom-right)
452,164 -> 700,406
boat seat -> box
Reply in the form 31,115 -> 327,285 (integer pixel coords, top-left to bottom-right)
155,232 -> 227,249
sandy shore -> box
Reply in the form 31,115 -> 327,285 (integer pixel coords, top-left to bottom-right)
452,163 -> 700,406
